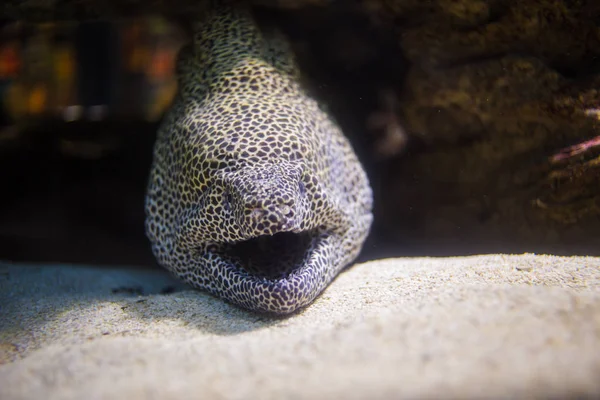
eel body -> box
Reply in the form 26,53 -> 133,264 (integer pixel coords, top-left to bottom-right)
145,1 -> 373,314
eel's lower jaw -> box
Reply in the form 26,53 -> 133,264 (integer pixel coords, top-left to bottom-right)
222,229 -> 320,281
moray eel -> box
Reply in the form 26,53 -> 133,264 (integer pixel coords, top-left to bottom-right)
145,1 -> 373,314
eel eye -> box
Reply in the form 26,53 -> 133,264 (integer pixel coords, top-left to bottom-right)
224,191 -> 233,211
298,181 -> 306,196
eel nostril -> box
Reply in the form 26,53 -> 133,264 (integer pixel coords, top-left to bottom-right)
280,204 -> 292,217
250,208 -> 266,220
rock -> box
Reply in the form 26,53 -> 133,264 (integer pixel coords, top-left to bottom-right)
369,0 -> 600,72
401,56 -> 565,144
1,255 -> 600,399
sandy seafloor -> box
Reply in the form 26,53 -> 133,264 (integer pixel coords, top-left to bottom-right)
1,254 -> 599,399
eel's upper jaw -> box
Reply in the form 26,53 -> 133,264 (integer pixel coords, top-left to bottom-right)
221,228 -> 321,281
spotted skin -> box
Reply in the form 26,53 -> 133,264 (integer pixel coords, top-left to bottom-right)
145,1 -> 373,314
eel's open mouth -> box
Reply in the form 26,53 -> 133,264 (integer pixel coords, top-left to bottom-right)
223,230 -> 317,280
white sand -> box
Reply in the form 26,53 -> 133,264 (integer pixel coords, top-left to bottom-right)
1,254 -> 599,399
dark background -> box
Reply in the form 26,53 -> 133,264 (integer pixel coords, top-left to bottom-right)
1,2 -> 599,268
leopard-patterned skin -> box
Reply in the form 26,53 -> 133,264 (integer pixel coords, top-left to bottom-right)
145,0 -> 373,314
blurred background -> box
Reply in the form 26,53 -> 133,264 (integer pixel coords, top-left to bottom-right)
0,17 -> 186,267
0,17 -> 184,123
